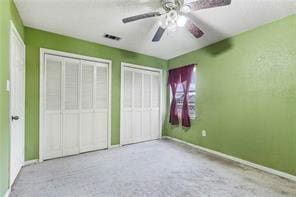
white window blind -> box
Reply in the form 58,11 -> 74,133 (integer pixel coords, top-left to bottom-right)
46,59 -> 62,110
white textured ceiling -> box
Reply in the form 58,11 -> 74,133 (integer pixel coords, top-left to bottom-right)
15,0 -> 296,59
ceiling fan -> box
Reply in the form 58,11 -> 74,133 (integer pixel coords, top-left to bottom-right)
122,0 -> 231,42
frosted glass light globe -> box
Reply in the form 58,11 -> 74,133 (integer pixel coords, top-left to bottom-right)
177,15 -> 187,27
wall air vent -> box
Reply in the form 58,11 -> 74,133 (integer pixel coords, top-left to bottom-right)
103,34 -> 121,41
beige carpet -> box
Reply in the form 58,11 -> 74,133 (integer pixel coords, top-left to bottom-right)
11,139 -> 296,197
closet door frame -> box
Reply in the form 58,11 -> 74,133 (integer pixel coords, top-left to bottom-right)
39,48 -> 112,162
120,62 -> 163,146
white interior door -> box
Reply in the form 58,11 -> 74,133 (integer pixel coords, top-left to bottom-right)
42,53 -> 109,160
121,65 -> 161,145
10,22 -> 25,186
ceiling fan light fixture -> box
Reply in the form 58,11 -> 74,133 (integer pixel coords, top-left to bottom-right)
181,5 -> 191,13
122,0 -> 232,42
177,15 -> 187,27
167,23 -> 177,32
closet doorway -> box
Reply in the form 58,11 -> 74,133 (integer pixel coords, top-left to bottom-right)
120,63 -> 162,145
40,49 -> 111,161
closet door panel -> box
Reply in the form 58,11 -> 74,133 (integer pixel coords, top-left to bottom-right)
45,56 -> 62,111
80,112 -> 94,152
93,65 -> 108,149
143,73 -> 151,109
121,111 -> 133,145
62,59 -> 80,156
151,73 -> 160,139
151,74 -> 160,109
94,112 -> 108,149
123,70 -> 133,108
44,55 -> 62,159
142,110 -> 151,139
142,73 -> 152,140
80,62 -> 94,152
62,113 -> 80,156
81,63 -> 94,109
132,72 -> 142,142
121,69 -> 133,145
133,72 -> 142,109
132,111 -> 142,142
151,110 -> 160,139
44,113 -> 62,159
64,60 -> 79,110
96,65 -> 108,109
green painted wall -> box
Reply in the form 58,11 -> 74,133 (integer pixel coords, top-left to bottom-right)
165,15 -> 296,176
0,0 -> 24,196
24,27 -> 167,161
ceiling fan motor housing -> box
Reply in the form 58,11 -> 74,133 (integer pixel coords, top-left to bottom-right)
161,0 -> 184,11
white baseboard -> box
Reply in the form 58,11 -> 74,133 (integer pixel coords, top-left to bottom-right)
162,136 -> 296,182
24,159 -> 38,166
108,144 -> 121,149
4,188 -> 11,197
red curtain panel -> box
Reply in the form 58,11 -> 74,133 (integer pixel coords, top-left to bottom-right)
180,65 -> 195,127
168,64 -> 195,127
168,69 -> 181,125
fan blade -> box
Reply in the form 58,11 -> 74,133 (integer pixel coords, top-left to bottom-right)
186,19 -> 204,39
188,0 -> 231,11
122,12 -> 161,23
152,26 -> 166,42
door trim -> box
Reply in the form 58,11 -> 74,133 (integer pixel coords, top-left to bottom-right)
9,21 -> 26,186
39,48 -> 112,161
120,62 -> 163,146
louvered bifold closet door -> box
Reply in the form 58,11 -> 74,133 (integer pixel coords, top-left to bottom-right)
80,61 -> 95,152
151,73 -> 160,139
62,57 -> 80,156
94,64 -> 108,150
44,55 -> 63,159
44,55 -> 110,160
80,61 -> 108,152
121,66 -> 161,145
142,72 -> 152,140
132,71 -> 143,142
121,69 -> 133,145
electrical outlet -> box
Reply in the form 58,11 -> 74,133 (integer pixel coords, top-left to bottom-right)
202,130 -> 207,137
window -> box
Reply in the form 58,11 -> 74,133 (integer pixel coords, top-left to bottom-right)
174,68 -> 196,119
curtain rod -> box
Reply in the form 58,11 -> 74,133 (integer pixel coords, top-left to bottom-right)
168,63 -> 197,71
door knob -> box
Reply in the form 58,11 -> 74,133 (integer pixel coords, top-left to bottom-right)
11,116 -> 20,121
